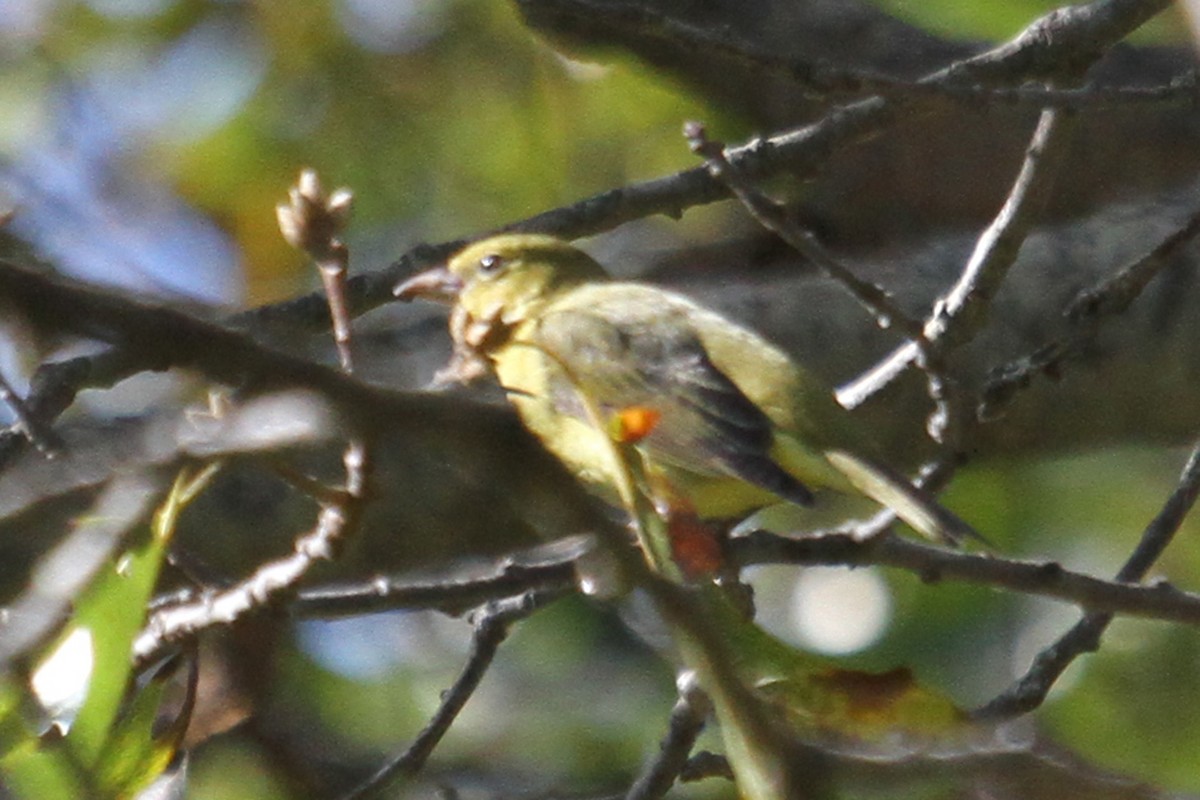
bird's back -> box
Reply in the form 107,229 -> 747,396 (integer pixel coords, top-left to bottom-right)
493,281 -> 865,516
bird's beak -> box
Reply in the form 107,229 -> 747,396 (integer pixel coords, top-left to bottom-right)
394,266 -> 464,303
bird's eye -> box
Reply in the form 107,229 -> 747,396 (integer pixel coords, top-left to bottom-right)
479,254 -> 505,274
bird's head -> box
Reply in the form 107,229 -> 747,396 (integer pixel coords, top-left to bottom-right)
395,234 -> 608,326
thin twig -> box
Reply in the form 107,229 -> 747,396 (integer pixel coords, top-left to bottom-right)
684,122 -> 924,342
290,539 -> 586,619
132,440 -> 370,667
839,104 -> 1080,409
973,439 -> 1200,720
133,171 -> 374,668
276,169 -> 356,372
981,207 -> 1200,418
280,485 -> 1200,630
683,121 -> 974,498
936,71 -> 1200,110
624,673 -> 712,800
0,370 -> 63,458
341,590 -> 566,800
281,493 -> 1200,632
933,109 -> 1078,343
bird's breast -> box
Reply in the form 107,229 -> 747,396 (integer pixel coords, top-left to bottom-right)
492,341 -> 623,493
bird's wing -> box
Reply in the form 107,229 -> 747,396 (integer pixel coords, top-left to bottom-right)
822,450 -> 977,545
530,292 -> 814,507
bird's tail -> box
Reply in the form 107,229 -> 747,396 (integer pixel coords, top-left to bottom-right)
823,449 -> 981,546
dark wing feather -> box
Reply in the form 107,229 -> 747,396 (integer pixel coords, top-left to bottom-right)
532,297 -> 814,507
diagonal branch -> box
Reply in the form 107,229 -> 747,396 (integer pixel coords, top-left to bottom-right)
683,119 -> 976,483
973,438 -> 1200,720
683,122 -> 924,341
0,260 -> 496,434
340,590 -> 566,799
981,206 -> 1200,418
838,104 -> 1081,409
624,673 -> 712,800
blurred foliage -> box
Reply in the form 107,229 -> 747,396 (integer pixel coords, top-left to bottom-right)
1,0 -> 718,304
2,1 -> 1200,798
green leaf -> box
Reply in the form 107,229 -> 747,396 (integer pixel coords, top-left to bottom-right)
0,678 -> 88,798
94,659 -> 192,797
56,465 -> 216,794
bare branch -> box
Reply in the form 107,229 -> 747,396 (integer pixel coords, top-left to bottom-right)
519,0 -> 1193,108
133,171 -> 375,669
0,370 -> 62,458
683,122 -> 924,341
981,206 -> 1200,418
683,120 -> 975,473
733,525 -> 1200,627
932,72 -> 1200,110
839,105 -> 1080,408
624,672 -> 712,800
341,590 -> 566,799
0,260 -> 492,434
974,438 -> 1200,720
289,537 -> 586,619
132,439 -> 371,668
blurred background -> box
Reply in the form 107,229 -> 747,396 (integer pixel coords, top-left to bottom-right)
3,1 -> 1200,798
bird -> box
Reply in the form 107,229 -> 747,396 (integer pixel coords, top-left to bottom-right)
395,233 -> 976,546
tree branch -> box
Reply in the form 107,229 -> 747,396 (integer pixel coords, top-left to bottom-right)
624,673 -> 712,800
973,437 -> 1200,719
839,104 -> 1081,408
340,590 -> 566,799
981,205 -> 1200,418
133,171 -> 376,669
289,538 -> 584,619
733,527 -> 1200,626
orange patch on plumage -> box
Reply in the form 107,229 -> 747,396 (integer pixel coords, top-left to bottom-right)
611,406 -> 661,443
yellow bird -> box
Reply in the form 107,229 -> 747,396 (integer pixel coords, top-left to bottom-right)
396,234 -> 975,545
